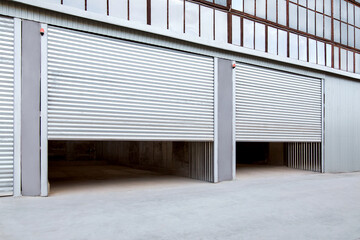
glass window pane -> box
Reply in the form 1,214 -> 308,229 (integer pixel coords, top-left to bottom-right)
256,0 -> 266,19
356,28 -> 360,49
317,41 -> 325,65
341,0 -> 347,22
348,5 -> 354,25
201,6 -> 214,41
324,16 -> 332,40
278,30 -> 287,57
299,7 -> 307,32
334,47 -> 340,69
169,0 -> 184,34
355,53 -> 360,74
326,44 -> 332,67
255,23 -> 266,52
267,27 -> 277,55
129,0 -> 147,24
355,6 -> 360,28
232,15 -> 241,45
299,0 -> 306,7
87,0 -> 107,14
348,51 -> 354,73
289,33 -> 298,59
215,0 -> 227,6
152,0 -> 167,29
299,36 -> 307,62
109,0 -> 127,19
63,0 -> 84,10
308,10 -> 315,35
334,20 -> 341,43
316,0 -> 323,13
341,22 -> 348,45
289,3 -> 298,30
244,0 -> 255,15
215,10 -> 227,43
308,0 -> 315,10
185,2 -> 199,37
243,19 -> 254,49
348,26 -> 355,48
267,0 -> 277,22
316,13 -> 324,37
333,0 -> 340,19
324,0 -> 331,16
340,49 -> 347,71
278,0 -> 287,25
232,0 -> 243,11
309,39 -> 317,63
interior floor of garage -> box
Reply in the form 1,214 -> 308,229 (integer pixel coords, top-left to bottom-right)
235,142 -> 306,179
236,164 -> 313,180
48,164 -> 200,196
47,140 -> 207,195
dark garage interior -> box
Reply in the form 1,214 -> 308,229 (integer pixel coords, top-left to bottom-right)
236,142 -> 286,166
48,141 -> 211,194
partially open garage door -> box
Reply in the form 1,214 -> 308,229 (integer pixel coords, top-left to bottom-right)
235,62 -> 322,142
47,27 -> 214,141
0,16 -> 14,196
46,27 -> 215,185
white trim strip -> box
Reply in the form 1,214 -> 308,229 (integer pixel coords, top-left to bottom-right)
213,57 -> 218,183
232,61 -> 236,180
321,78 -> 325,173
40,23 -> 48,197
13,17 -> 21,197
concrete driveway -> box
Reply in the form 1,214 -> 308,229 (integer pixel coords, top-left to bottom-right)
1,166 -> 360,240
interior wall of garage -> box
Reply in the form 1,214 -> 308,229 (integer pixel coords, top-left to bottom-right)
324,75 -> 360,173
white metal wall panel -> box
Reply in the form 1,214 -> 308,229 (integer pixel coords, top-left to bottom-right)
0,16 -> 14,196
236,62 -> 322,142
47,27 -> 214,141
324,75 -> 360,172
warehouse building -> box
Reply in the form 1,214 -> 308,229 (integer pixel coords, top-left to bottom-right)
0,0 -> 359,197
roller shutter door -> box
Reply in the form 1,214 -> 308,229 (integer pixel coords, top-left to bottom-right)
0,16 -> 14,196
47,27 -> 214,141
236,63 -> 322,142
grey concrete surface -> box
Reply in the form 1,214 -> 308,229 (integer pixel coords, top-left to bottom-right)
1,165 -> 360,240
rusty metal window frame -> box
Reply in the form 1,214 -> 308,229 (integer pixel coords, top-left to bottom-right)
347,0 -> 360,7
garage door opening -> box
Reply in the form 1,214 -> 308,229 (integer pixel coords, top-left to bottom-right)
48,141 -> 214,195
236,142 -> 322,179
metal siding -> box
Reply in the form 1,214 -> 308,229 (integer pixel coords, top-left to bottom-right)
235,62 -> 322,142
0,16 -> 14,196
287,142 -> 322,172
189,142 -> 214,182
47,27 -> 214,141
324,75 -> 360,172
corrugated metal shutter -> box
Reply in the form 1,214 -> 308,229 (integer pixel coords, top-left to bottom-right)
0,16 -> 14,196
47,27 -> 214,141
236,62 -> 322,142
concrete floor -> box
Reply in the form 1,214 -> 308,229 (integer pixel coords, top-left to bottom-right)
1,165 -> 360,240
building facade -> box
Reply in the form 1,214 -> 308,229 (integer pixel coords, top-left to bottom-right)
0,0 -> 359,197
